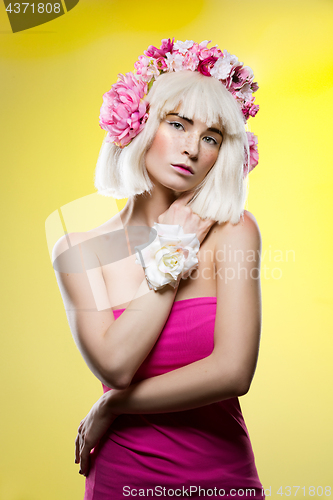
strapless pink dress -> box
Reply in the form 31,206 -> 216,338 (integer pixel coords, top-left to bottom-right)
84,297 -> 264,499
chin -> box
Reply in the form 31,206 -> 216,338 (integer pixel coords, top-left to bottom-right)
161,180 -> 193,194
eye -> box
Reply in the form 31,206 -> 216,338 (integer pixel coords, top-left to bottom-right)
203,136 -> 218,146
166,120 -> 185,131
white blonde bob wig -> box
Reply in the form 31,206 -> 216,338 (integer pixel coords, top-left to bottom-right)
95,70 -> 249,224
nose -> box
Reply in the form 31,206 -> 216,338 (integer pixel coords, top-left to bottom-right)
183,132 -> 199,160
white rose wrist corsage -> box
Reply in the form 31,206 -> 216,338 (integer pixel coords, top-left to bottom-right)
135,223 -> 200,291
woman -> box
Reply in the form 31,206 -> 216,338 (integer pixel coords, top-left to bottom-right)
53,39 -> 263,499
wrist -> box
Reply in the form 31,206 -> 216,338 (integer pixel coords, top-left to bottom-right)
106,388 -> 131,416
135,223 -> 200,291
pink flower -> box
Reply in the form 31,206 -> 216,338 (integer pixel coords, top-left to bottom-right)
198,43 -> 222,61
155,57 -> 168,71
249,104 -> 259,117
210,50 -> 239,80
227,65 -> 254,91
182,51 -> 199,71
198,46 -> 215,60
189,42 -> 201,56
244,132 -> 259,177
211,46 -> 223,59
197,56 -> 218,76
251,81 -> 259,93
134,55 -> 159,82
99,72 -> 149,147
144,38 -> 174,58
241,96 -> 260,120
236,83 -> 255,103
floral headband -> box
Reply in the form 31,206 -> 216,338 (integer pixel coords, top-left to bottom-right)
99,39 -> 259,176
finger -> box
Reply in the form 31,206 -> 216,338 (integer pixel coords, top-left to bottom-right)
75,434 -> 80,464
80,443 -> 91,477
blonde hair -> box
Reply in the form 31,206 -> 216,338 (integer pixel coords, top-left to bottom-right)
94,70 -> 249,224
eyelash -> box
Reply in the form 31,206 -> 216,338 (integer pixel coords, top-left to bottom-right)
166,120 -> 219,146
203,136 -> 218,145
167,120 -> 184,131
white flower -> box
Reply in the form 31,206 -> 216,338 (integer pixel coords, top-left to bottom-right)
173,40 -> 195,53
211,50 -> 239,80
135,223 -> 200,291
165,52 -> 186,72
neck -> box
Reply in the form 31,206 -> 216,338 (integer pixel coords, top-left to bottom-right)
120,183 -> 178,228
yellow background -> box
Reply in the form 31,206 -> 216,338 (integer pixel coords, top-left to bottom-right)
1,0 -> 333,498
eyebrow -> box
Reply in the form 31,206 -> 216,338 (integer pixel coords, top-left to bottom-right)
167,113 -> 223,137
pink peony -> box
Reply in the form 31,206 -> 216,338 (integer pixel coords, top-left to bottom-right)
99,72 -> 149,147
244,132 -> 259,177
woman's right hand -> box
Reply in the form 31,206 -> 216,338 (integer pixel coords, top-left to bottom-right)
75,391 -> 118,477
157,191 -> 216,245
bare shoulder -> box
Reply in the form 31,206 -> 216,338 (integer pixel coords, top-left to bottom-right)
52,212 -> 124,263
211,210 -> 261,251
52,231 -> 92,262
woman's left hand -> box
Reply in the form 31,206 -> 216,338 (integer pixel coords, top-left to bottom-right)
75,391 -> 119,477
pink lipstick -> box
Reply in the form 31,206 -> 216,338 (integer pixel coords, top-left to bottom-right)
171,164 -> 194,176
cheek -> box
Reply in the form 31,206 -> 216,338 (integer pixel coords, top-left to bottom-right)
146,132 -> 164,171
149,129 -> 171,158
202,149 -> 219,171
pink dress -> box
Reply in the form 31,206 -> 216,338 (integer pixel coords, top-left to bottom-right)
84,297 -> 264,499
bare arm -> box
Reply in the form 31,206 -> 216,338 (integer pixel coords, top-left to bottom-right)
107,211 -> 262,413
53,193 -> 213,390
76,212 -> 262,475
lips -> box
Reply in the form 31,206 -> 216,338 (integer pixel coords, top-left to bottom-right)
171,164 -> 194,175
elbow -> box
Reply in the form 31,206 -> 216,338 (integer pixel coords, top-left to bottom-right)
99,359 -> 133,391
234,381 -> 251,397
101,369 -> 132,391
233,374 -> 253,397
108,377 -> 132,391
225,368 -> 253,398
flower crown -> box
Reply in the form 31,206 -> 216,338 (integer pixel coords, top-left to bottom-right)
99,39 -> 259,176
